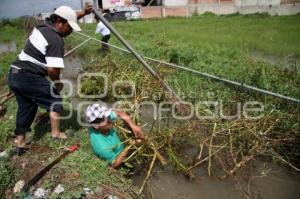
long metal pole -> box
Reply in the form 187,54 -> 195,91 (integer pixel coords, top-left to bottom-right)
64,38 -> 91,57
92,10 -> 181,102
75,31 -> 300,104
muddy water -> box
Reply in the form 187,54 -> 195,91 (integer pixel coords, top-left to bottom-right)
61,54 -> 82,100
0,41 -> 16,53
62,55 -> 82,78
247,164 -> 300,199
249,50 -> 298,72
133,155 -> 300,199
132,121 -> 300,199
144,171 -> 241,199
250,50 -> 280,65
62,55 -> 300,199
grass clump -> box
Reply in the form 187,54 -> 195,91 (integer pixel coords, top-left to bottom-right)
0,158 -> 20,197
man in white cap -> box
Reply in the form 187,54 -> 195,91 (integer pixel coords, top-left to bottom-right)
85,104 -> 144,168
7,3 -> 93,156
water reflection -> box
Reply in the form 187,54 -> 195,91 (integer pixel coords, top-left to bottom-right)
0,41 -> 16,53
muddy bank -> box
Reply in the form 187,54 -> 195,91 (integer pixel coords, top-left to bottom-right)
0,41 -> 16,54
249,49 -> 299,72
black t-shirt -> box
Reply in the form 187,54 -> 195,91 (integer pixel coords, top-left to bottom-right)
12,20 -> 64,76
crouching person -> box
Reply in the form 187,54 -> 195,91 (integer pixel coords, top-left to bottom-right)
85,104 -> 144,168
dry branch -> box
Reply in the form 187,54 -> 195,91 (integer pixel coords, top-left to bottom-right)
0,92 -> 14,106
208,122 -> 217,176
269,150 -> 300,172
186,143 -> 228,172
138,152 -> 157,195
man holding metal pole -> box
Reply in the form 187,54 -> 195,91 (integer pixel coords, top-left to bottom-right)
7,3 -> 93,156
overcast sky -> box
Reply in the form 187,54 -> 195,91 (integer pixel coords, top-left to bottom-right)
0,0 -> 82,18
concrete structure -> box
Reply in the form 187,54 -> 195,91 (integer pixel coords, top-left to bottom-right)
138,0 -> 300,18
164,0 -> 189,6
235,0 -> 300,15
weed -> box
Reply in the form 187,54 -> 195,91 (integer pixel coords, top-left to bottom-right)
0,159 -> 20,197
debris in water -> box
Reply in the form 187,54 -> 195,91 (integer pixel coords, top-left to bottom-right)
0,150 -> 8,158
24,196 -> 34,199
53,184 -> 64,194
83,187 -> 91,195
106,195 -> 119,199
13,180 -> 25,193
33,188 -> 47,198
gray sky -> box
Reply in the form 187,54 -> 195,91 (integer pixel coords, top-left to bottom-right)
0,0 -> 82,18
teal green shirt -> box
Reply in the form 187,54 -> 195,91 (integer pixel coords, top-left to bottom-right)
89,112 -> 124,163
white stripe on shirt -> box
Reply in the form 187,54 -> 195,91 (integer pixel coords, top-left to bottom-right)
45,57 -> 64,68
29,28 -> 48,55
18,50 -> 47,68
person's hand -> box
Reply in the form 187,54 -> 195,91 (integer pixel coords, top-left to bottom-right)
129,139 -> 136,146
84,2 -> 93,15
131,125 -> 145,140
55,82 -> 64,92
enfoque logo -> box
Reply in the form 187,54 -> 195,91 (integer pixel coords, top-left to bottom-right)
50,73 -> 265,124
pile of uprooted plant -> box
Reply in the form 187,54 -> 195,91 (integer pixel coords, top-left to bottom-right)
113,100 -> 299,195
74,45 -> 300,196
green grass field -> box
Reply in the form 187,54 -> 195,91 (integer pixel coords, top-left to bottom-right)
73,13 -> 300,102
0,14 -> 299,198
111,14 -> 300,57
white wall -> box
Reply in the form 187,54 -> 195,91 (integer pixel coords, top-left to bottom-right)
189,4 -> 236,16
238,2 -> 300,15
188,0 -> 300,16
164,0 -> 188,6
235,0 -> 281,7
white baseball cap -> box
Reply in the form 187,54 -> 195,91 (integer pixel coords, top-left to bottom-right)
85,104 -> 112,123
54,6 -> 81,32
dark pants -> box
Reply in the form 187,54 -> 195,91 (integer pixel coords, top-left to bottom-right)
101,34 -> 110,51
7,67 -> 63,135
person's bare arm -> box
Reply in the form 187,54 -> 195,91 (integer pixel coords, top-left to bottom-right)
111,140 -> 136,168
48,67 -> 63,92
111,145 -> 132,168
76,2 -> 93,20
116,111 -> 145,140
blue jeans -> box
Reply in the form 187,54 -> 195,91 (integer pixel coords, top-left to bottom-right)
7,67 -> 63,135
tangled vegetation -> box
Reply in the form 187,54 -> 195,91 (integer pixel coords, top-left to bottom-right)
68,13 -> 300,196
0,13 -> 299,198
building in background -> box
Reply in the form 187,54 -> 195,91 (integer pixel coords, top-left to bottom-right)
139,0 -> 300,18
38,0 -> 300,22
94,0 -> 300,18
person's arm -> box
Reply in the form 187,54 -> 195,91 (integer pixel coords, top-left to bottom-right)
45,36 -> 64,92
111,144 -> 133,168
115,111 -> 145,140
48,67 -> 63,92
76,2 -> 93,20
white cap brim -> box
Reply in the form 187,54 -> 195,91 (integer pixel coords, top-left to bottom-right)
91,109 -> 112,127
68,21 -> 81,32
103,109 -> 112,118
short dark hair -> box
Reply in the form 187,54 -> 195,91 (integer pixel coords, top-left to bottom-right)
90,117 -> 105,124
48,14 -> 67,24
